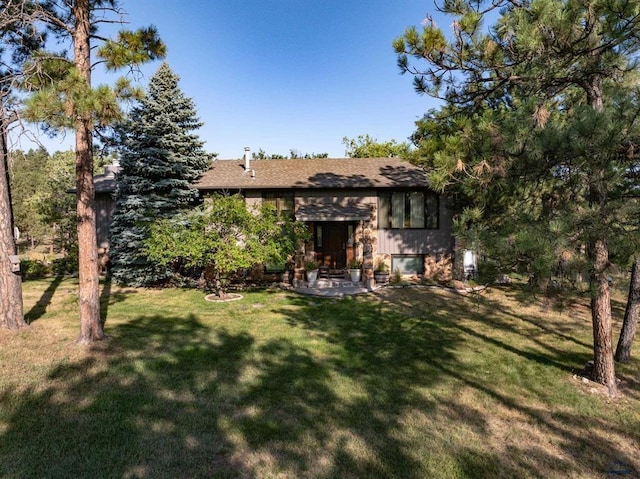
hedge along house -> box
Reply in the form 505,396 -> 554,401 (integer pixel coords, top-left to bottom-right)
193,148 -> 455,285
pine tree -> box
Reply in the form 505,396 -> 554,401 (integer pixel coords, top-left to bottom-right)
394,0 -> 640,396
109,62 -> 212,286
21,0 -> 165,343
0,0 -> 46,330
616,257 -> 639,362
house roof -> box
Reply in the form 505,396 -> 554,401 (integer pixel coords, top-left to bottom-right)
193,157 -> 429,190
73,164 -> 120,195
94,173 -> 118,194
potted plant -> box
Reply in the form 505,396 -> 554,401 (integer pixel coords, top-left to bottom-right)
348,258 -> 362,282
374,260 -> 390,284
305,259 -> 319,283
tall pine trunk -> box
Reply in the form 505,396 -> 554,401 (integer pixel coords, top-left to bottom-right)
589,238 -> 616,395
585,76 -> 617,397
615,258 -> 639,362
0,113 -> 26,330
74,0 -> 104,344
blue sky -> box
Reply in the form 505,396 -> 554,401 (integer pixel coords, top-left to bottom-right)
30,1 -> 445,159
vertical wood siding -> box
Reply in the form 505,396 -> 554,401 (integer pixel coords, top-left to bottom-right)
376,196 -> 453,255
95,193 -> 114,249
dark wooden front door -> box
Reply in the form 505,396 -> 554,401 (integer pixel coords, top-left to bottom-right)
316,222 -> 349,269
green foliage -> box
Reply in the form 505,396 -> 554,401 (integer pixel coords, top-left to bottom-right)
289,149 -> 329,159
97,27 -> 166,70
109,62 -> 212,287
250,149 -> 329,159
396,0 -> 640,278
145,194 -> 308,297
41,150 -> 77,253
304,260 -> 319,271
396,0 -> 640,390
375,261 -> 389,273
9,148 -> 49,243
52,252 -> 78,276
342,134 -> 412,158
348,258 -> 362,269
391,268 -> 403,285
21,7 -> 166,134
10,0 -> 167,342
24,65 -> 123,130
8,148 -> 76,252
20,259 -> 52,280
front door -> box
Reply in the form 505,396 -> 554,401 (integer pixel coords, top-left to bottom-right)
315,222 -> 350,269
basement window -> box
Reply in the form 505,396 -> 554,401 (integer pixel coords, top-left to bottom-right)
392,255 -> 425,275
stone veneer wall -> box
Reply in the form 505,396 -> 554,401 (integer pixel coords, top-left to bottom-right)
248,189 -> 455,284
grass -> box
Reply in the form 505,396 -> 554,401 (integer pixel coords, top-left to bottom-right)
0,278 -> 638,479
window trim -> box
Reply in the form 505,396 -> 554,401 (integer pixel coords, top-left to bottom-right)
262,191 -> 295,218
391,255 -> 426,275
378,189 -> 439,230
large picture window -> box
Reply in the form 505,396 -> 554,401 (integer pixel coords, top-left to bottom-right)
263,192 -> 294,218
378,190 -> 438,229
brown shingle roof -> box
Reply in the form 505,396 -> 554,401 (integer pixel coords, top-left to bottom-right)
193,157 -> 428,190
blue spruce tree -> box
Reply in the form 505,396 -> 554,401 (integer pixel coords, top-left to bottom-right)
109,62 -> 212,286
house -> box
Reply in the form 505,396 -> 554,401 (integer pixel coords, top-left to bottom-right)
93,161 -> 120,253
93,149 -> 456,282
193,148 -> 455,281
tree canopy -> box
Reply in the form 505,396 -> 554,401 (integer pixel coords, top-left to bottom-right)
342,134 -> 411,158
20,0 -> 165,343
394,0 -> 640,396
250,148 -> 329,160
109,62 -> 211,287
8,148 -> 76,252
145,194 -> 308,298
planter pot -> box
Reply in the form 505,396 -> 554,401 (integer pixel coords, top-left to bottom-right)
306,269 -> 318,282
374,272 -> 389,284
349,269 -> 362,283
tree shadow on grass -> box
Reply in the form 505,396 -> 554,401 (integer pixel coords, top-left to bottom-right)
1,287 -> 638,478
277,288 -> 640,478
25,275 -> 64,324
1,288 -> 461,478
483,286 -> 593,350
0,314 -> 257,479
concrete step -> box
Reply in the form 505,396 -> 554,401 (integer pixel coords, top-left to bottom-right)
310,279 -> 360,289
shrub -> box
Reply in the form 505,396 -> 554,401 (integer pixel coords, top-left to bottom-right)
52,253 -> 78,276
21,259 -> 52,280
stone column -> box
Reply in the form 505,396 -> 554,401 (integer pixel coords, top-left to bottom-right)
293,250 -> 305,287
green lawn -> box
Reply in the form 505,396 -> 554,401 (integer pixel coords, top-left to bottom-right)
1,278 -> 638,478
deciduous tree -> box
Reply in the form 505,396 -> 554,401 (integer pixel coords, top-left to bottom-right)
342,134 -> 411,158
8,148 -> 49,246
145,194 -> 308,298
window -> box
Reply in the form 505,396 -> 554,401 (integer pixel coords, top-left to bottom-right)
378,190 -> 438,229
263,192 -> 294,218
392,255 -> 425,275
